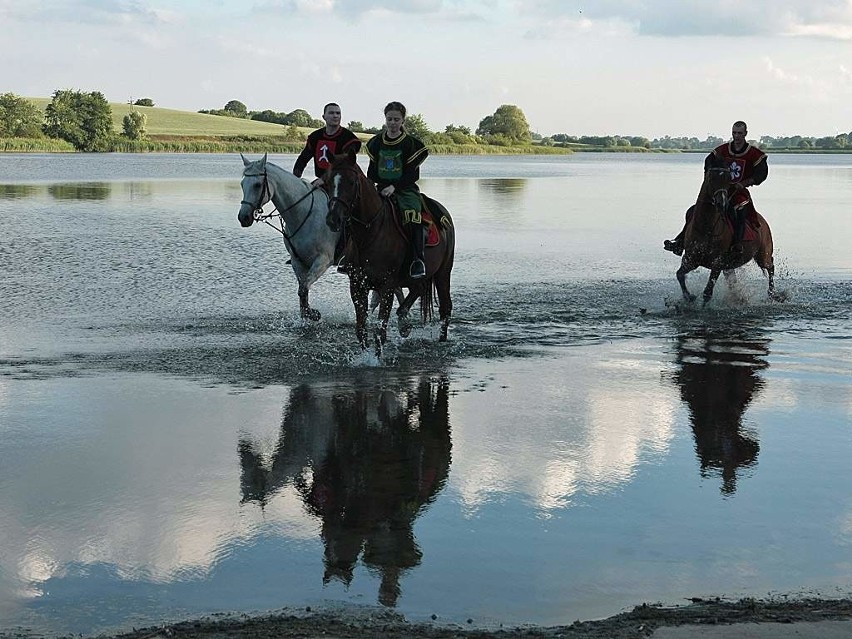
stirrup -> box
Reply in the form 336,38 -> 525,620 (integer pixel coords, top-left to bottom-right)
336,257 -> 350,274
409,259 -> 426,279
730,242 -> 744,254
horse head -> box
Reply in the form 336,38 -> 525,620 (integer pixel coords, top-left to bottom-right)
704,154 -> 732,214
238,152 -> 270,227
325,153 -> 360,233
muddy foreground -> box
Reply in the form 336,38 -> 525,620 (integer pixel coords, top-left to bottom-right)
5,596 -> 852,639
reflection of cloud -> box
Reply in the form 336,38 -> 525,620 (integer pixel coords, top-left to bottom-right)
0,378 -> 314,614
450,351 -> 676,515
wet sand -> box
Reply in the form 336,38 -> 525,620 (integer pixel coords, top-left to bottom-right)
4,596 -> 848,639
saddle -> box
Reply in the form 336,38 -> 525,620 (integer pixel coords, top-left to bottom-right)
389,194 -> 451,247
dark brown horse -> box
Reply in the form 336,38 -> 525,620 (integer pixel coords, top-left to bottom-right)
676,155 -> 778,305
324,154 -> 455,350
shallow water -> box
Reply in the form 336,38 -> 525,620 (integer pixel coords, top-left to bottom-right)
0,153 -> 850,635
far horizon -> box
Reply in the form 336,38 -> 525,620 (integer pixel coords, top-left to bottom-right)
21,94 -> 851,145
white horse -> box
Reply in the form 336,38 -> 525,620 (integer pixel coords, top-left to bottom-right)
238,153 -> 337,321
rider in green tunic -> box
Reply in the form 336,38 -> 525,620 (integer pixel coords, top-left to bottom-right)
366,101 -> 429,280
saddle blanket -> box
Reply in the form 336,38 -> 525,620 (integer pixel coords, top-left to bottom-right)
725,215 -> 759,242
422,211 -> 440,246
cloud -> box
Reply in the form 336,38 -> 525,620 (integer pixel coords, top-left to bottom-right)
1,0 -> 176,25
763,56 -> 800,83
277,0 -> 490,21
519,0 -> 852,39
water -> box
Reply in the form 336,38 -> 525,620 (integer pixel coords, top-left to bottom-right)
0,152 -> 850,635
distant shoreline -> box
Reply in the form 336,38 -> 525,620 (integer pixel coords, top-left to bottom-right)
3,141 -> 851,155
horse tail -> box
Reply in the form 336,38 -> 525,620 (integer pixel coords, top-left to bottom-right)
420,281 -> 434,324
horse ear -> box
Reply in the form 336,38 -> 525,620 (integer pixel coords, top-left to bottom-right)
260,153 -> 268,168
241,152 -> 250,167
333,152 -> 355,166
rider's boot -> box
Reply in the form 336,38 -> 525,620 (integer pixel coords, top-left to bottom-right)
409,224 -> 426,280
663,231 -> 684,256
731,208 -> 746,254
335,232 -> 350,274
664,207 -> 695,256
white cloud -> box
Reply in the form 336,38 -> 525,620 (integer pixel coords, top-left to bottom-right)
518,0 -> 852,39
763,56 -> 801,83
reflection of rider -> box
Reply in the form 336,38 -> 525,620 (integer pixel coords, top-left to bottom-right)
238,377 -> 452,607
664,121 -> 768,256
366,101 -> 429,280
673,330 -> 768,495
310,379 -> 451,606
293,103 -> 362,270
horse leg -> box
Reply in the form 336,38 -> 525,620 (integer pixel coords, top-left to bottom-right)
676,258 -> 698,303
375,289 -> 395,346
754,239 -> 779,301
349,277 -> 370,349
702,267 -> 722,306
434,268 -> 452,342
396,286 -> 422,338
298,284 -> 321,322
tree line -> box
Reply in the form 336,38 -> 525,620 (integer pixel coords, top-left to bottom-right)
3,90 -> 851,153
1,90 -> 148,151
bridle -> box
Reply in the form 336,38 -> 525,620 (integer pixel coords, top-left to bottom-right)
706,167 -> 732,215
327,166 -> 364,227
241,169 -> 321,265
240,170 -> 271,217
700,166 -> 733,241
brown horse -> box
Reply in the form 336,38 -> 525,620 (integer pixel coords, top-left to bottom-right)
324,154 -> 455,350
676,155 -> 778,305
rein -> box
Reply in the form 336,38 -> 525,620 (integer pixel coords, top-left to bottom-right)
695,168 -> 732,242
328,166 -> 389,243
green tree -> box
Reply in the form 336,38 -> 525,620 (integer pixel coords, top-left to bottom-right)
0,92 -> 43,137
224,100 -> 248,117
285,108 -> 314,127
403,113 -> 431,140
347,120 -> 365,132
476,105 -> 531,144
444,124 -> 476,145
122,110 -> 147,140
43,89 -> 113,151
133,98 -> 154,107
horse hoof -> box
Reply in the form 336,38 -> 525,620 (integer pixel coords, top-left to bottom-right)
399,323 -> 412,338
303,308 -> 321,322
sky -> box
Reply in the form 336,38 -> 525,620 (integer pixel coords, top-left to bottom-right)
1,0 -> 851,139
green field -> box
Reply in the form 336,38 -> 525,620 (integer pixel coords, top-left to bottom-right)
27,97 -> 310,137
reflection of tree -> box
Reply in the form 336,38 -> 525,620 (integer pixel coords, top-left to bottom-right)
477,178 -> 527,196
0,183 -> 38,199
673,329 -> 770,495
47,182 -> 111,200
238,376 -> 452,607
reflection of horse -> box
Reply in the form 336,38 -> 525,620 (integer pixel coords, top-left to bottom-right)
673,329 -> 769,494
238,385 -> 337,507
325,154 -> 455,349
238,376 -> 452,607
237,154 -> 336,321
676,155 -> 778,305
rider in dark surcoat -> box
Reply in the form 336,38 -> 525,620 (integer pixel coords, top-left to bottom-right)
664,121 -> 768,255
